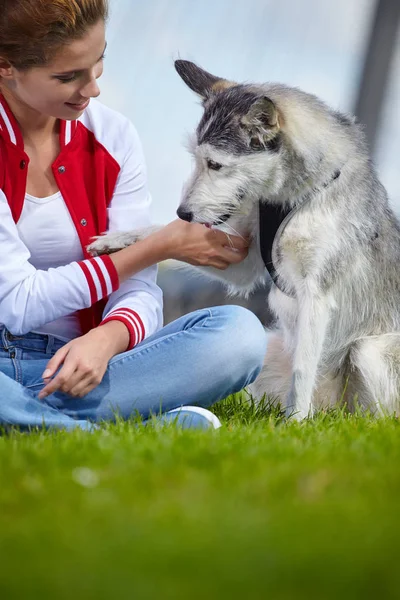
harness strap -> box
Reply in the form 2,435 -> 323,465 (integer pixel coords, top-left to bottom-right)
259,202 -> 291,286
259,169 -> 341,290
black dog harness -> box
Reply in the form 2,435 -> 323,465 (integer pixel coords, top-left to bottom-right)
259,170 -> 341,292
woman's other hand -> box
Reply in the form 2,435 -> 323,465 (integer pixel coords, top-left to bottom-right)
37,323 -> 125,400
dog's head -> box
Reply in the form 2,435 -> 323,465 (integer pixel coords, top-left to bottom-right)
174,61 -> 356,226
175,60 -> 285,226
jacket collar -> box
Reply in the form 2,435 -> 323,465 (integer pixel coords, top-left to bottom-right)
0,93 -> 78,150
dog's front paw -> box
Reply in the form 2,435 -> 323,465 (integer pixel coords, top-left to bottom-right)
87,237 -> 113,256
87,232 -> 138,256
285,406 -> 312,421
285,389 -> 314,421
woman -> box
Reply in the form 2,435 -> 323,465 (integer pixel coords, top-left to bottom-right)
0,0 -> 267,431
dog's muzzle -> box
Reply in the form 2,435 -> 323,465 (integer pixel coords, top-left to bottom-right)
212,190 -> 246,224
176,207 -> 234,226
177,195 -> 242,225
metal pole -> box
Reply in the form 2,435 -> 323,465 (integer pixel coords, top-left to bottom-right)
354,0 -> 400,154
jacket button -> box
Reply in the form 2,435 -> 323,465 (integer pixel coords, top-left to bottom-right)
9,349 -> 16,359
58,166 -> 66,173
80,219 -> 87,226
20,160 -> 26,169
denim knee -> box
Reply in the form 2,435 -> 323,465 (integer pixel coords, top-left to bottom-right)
211,305 -> 267,386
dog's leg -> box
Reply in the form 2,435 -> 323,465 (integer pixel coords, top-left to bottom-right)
348,334 -> 400,415
285,294 -> 331,420
87,227 -> 264,294
87,226 -> 161,256
249,329 -> 292,406
312,368 -> 346,411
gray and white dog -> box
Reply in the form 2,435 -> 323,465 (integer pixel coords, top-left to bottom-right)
88,60 -> 400,420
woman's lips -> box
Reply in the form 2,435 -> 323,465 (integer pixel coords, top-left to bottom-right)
65,99 -> 90,112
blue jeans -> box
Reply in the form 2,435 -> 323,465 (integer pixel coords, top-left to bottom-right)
0,305 -> 267,431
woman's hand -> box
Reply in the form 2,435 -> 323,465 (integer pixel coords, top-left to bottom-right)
38,325 -> 121,400
152,219 -> 249,270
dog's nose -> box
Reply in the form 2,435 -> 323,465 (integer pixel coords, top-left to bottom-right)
177,207 -> 193,222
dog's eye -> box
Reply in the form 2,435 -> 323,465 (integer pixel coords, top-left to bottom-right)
250,137 -> 264,151
207,159 -> 222,171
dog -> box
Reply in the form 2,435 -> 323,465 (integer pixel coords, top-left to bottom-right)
88,59 -> 400,420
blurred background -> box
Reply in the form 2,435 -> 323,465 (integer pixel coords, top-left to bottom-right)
99,0 -> 400,325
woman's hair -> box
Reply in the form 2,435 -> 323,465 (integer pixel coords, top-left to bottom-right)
0,0 -> 108,70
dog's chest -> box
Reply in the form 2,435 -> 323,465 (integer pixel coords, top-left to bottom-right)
276,219 -> 314,281
272,206 -> 337,290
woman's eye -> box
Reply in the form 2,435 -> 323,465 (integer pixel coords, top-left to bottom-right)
207,159 -> 222,171
53,55 -> 105,84
55,74 -> 78,83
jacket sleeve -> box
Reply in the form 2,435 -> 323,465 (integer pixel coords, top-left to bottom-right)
0,189 -> 120,335
98,121 -> 163,350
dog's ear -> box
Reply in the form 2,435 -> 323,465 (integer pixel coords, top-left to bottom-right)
240,96 -> 280,150
175,60 -> 234,100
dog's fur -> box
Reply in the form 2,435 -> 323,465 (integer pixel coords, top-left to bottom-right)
88,60 -> 400,420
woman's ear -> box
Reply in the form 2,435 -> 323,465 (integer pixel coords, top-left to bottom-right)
0,57 -> 15,80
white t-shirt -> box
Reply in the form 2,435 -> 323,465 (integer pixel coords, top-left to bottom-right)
17,191 -> 84,341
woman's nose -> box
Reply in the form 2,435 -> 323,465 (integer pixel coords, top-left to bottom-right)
80,78 -> 101,99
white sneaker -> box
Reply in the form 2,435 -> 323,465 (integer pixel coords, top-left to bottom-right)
155,406 -> 222,430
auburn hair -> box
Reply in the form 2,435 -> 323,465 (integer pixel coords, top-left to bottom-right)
0,0 -> 108,70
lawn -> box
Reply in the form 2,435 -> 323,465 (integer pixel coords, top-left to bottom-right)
0,395 -> 399,600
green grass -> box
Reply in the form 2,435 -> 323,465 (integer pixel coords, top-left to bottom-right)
1,396 -> 400,599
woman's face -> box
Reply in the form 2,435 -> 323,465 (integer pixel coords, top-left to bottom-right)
0,19 -> 106,120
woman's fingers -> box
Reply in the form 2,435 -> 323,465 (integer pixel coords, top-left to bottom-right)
220,246 -> 248,264
211,259 -> 230,270
210,230 -> 249,264
69,378 -> 96,398
212,229 -> 249,250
